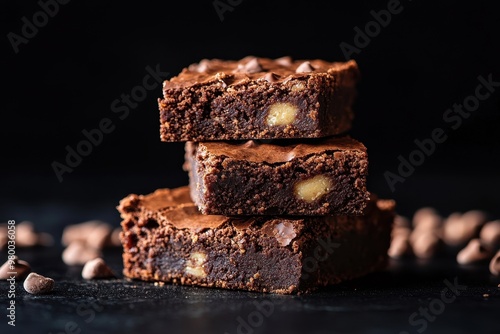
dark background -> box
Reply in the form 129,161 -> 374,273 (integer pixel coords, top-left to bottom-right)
2,0 -> 500,228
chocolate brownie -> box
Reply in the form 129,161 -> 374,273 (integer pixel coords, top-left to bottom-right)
159,56 -> 359,141
183,136 -> 369,216
118,186 -> 395,294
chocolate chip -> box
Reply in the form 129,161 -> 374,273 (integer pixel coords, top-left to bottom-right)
480,220 -> 500,247
388,234 -> 411,259
23,272 -> 54,295
62,220 -> 116,249
262,72 -> 280,83
0,256 -> 31,280
489,251 -> 500,275
462,210 -> 488,227
61,220 -> 105,247
456,238 -> 493,265
82,258 -> 116,279
234,57 -> 263,74
295,61 -> 315,73
392,226 -> 411,238
110,227 -> 123,247
16,221 -> 39,247
275,56 -> 292,66
243,140 -> 258,148
443,212 -> 482,246
86,223 -> 113,250
411,232 -> 440,259
412,207 -> 439,225
62,241 -> 101,266
394,215 -> 411,228
190,59 -> 210,73
413,213 -> 442,231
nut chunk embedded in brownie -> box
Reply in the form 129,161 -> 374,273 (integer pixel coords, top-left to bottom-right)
117,186 -> 395,295
183,135 -> 370,216
158,55 -> 359,141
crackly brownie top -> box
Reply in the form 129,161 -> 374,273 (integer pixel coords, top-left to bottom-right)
191,136 -> 366,164
163,56 -> 359,89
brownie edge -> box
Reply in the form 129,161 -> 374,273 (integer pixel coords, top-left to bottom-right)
184,136 -> 370,216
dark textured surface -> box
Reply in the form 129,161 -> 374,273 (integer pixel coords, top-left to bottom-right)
1,246 -> 499,334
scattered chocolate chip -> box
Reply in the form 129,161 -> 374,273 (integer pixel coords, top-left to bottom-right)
295,61 -> 315,73
480,220 -> 500,247
0,256 -> 31,280
61,220 -> 105,246
394,215 -> 411,228
62,241 -> 101,266
412,207 -> 439,225
489,251 -> 500,276
456,239 -> 493,265
23,272 -> 54,295
82,258 -> 116,279
411,232 -> 440,259
413,213 -> 442,232
388,235 -> 411,259
462,210 -> 488,227
110,227 -> 122,247
16,221 -> 39,247
62,220 -> 120,249
392,226 -> 411,238
86,223 -> 113,250
442,212 -> 482,246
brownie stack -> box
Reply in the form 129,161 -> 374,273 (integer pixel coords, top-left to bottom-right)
118,56 -> 395,294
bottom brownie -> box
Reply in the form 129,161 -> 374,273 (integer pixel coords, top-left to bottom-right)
117,186 -> 395,294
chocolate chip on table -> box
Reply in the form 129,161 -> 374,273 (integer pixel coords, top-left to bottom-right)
0,256 -> 31,280
442,212 -> 483,247
16,221 -> 39,247
110,227 -> 123,247
456,239 -> 493,265
388,234 -> 412,259
389,215 -> 412,259
412,207 -> 440,226
461,209 -> 488,227
1,221 -> 54,249
62,241 -> 101,266
480,220 -> 500,247
61,220 -> 106,247
489,251 -> 500,276
86,223 -> 113,249
82,257 -> 116,279
62,220 -> 119,249
411,232 -> 440,259
23,272 -> 54,295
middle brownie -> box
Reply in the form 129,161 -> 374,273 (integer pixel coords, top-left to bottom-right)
184,136 -> 370,216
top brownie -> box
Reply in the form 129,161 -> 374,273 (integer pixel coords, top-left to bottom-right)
159,56 -> 359,141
